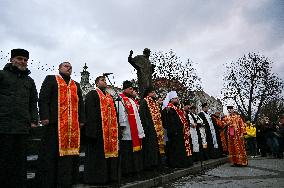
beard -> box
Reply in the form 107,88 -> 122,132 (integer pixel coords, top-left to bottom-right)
123,92 -> 132,98
172,101 -> 179,106
14,64 -> 27,71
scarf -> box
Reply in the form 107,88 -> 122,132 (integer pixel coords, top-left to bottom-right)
96,88 -> 119,158
144,96 -> 165,154
56,75 -> 80,156
167,103 -> 192,156
120,93 -> 141,152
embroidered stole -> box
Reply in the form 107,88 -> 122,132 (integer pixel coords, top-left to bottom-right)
56,75 -> 80,156
120,93 -> 141,152
96,88 -> 119,158
144,96 -> 165,154
167,103 -> 192,156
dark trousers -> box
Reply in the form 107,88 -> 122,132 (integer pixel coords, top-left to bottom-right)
266,136 -> 279,156
246,137 -> 257,156
257,134 -> 268,156
0,134 -> 27,188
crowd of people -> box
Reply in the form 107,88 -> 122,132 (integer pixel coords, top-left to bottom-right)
1,48 -> 283,188
253,116 -> 284,159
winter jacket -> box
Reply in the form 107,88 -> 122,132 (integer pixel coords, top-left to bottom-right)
0,63 -> 38,134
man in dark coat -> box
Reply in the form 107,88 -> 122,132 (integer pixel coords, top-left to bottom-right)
37,62 -> 85,188
161,91 -> 192,168
139,87 -> 165,170
0,48 -> 38,188
84,76 -> 119,184
198,103 -> 220,159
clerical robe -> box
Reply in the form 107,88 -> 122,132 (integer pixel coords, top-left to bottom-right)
37,74 -> 85,188
223,114 -> 248,166
211,114 -> 228,155
162,104 -> 192,168
116,93 -> 145,175
84,88 -> 119,184
188,112 -> 208,161
199,111 -> 220,159
139,96 -> 165,169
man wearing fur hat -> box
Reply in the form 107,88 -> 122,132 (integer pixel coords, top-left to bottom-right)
0,49 -> 38,187
116,80 -> 145,176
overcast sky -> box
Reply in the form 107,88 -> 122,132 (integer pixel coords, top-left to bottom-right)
0,0 -> 283,99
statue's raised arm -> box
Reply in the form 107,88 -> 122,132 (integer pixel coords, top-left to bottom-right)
128,50 -> 139,70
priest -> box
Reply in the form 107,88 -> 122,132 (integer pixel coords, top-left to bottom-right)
84,76 -> 119,184
211,110 -> 228,156
139,87 -> 165,170
198,103 -> 220,159
116,80 -> 145,175
223,106 -> 248,166
37,62 -> 85,188
161,91 -> 192,168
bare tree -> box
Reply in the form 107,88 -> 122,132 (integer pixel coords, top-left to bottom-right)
151,49 -> 202,102
222,52 -> 283,122
259,98 -> 284,123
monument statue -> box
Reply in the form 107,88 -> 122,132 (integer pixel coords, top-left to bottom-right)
128,48 -> 155,99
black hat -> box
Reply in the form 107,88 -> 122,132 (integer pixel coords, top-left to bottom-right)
189,105 -> 197,110
227,106 -> 234,110
11,49 -> 29,59
143,48 -> 151,53
143,86 -> 155,98
122,80 -> 133,90
133,87 -> 139,92
184,99 -> 194,106
201,103 -> 208,108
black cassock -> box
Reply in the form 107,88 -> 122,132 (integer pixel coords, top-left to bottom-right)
162,108 -> 192,168
37,74 -> 85,188
139,98 -> 161,170
84,89 -> 118,184
211,114 -> 224,156
198,112 -> 220,159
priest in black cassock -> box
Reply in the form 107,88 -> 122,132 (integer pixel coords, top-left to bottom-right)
84,76 -> 119,184
198,103 -> 220,159
37,62 -> 85,188
161,91 -> 192,168
139,87 -> 165,170
116,80 -> 145,176
188,105 -> 209,161
184,102 -> 202,162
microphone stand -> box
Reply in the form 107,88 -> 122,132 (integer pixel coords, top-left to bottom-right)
104,74 -> 125,187
104,74 -> 128,112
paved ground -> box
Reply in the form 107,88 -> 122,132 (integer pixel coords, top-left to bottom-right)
164,157 -> 284,188
73,158 -> 227,188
